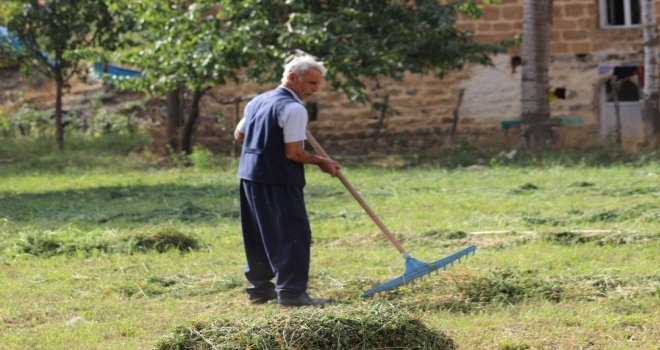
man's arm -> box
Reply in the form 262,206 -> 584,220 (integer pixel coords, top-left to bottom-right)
285,141 -> 340,176
234,116 -> 246,141
234,128 -> 244,141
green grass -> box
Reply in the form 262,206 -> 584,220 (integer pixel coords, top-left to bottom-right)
0,137 -> 658,349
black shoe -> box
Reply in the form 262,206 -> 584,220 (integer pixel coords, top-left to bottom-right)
278,293 -> 335,307
248,289 -> 278,304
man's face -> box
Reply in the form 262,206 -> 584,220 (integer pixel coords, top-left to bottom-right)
288,69 -> 322,100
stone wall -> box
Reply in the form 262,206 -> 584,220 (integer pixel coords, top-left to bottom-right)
164,0 -> 651,155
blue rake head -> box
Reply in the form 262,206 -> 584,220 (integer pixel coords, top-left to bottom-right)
361,245 -> 477,297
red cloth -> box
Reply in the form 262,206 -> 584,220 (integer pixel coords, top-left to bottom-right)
637,65 -> 644,88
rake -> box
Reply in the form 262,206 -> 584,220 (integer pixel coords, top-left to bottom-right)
305,130 -> 476,297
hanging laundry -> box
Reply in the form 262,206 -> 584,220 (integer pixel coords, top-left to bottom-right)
637,65 -> 645,88
613,66 -> 638,81
598,65 -> 614,75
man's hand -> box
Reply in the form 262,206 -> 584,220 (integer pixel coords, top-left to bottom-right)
318,157 -> 340,177
285,141 -> 340,176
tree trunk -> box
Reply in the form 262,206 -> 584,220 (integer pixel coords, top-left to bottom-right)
181,89 -> 205,154
449,88 -> 466,145
521,0 -> 553,150
166,87 -> 182,153
611,76 -> 623,145
55,74 -> 64,151
641,0 -> 660,147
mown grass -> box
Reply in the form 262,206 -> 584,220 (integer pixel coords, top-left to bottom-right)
156,303 -> 455,350
0,135 -> 658,349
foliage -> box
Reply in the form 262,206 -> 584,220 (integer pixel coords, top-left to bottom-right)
223,0 -> 507,103
0,1 -> 21,67
188,145 -> 214,170
6,0 -> 125,149
0,0 -> 20,26
112,0 -> 250,95
0,104 -> 53,138
109,0 -> 259,153
90,111 -> 136,136
104,0 -> 507,153
7,0 -> 118,81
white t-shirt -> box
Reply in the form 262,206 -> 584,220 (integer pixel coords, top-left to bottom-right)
236,86 -> 308,143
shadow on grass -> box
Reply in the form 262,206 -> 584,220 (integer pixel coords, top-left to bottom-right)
0,183 -> 239,226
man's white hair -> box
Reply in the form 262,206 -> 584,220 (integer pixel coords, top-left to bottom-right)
281,52 -> 327,84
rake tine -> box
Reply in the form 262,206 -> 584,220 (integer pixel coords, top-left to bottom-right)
361,245 -> 477,297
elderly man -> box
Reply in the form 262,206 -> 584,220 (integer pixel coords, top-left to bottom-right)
234,54 -> 340,307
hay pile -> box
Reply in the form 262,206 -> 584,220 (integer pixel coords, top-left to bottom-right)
156,303 -> 455,349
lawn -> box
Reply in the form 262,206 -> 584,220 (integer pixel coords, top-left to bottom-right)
0,138 -> 658,349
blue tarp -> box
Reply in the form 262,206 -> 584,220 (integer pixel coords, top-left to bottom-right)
0,26 -> 19,49
92,61 -> 143,81
2,26 -> 143,80
1,26 -> 20,49
1,26 -> 54,66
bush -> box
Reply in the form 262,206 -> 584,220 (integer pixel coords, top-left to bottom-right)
189,144 -> 214,170
0,104 -> 53,138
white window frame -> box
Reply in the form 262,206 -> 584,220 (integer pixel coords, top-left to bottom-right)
599,0 -> 641,29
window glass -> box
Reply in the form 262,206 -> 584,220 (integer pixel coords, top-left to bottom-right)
607,0 -> 625,26
631,0 -> 641,24
603,0 -> 640,27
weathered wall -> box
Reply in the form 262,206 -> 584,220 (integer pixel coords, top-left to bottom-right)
156,0 -> 651,155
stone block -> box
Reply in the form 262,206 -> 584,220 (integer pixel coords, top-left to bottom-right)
563,4 -> 585,18
553,19 -> 578,30
563,30 -> 589,41
569,42 -> 592,53
553,6 -> 564,18
494,23 -> 513,32
482,7 -> 502,21
550,42 -> 570,54
477,23 -> 493,32
501,6 -> 523,21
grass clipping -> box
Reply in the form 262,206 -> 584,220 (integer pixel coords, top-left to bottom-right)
156,303 -> 455,350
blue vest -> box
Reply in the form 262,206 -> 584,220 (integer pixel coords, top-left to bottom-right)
238,87 -> 306,187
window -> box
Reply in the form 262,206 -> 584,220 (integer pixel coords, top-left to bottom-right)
600,0 -> 640,28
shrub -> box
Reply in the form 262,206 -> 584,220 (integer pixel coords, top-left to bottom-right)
190,144 -> 214,170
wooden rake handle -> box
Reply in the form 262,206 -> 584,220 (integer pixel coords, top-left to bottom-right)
305,130 -> 408,257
